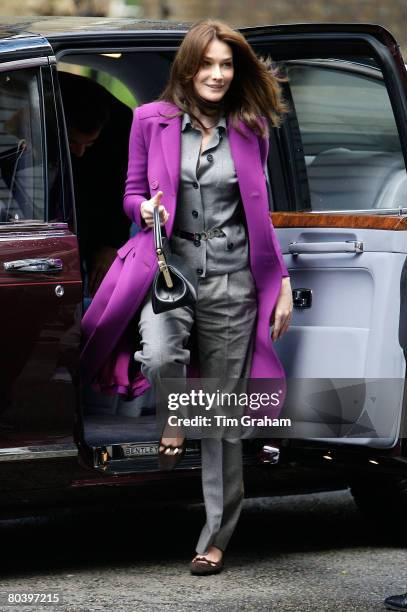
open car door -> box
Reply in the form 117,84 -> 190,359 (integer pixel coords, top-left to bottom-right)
244,24 -> 407,451
0,36 -> 82,474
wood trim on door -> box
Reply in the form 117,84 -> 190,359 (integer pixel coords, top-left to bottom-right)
271,211 -> 407,231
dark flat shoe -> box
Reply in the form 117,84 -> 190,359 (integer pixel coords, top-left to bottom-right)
190,555 -> 224,575
385,593 -> 407,610
157,438 -> 186,471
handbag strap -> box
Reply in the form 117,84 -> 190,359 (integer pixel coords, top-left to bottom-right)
153,205 -> 163,251
153,204 -> 173,289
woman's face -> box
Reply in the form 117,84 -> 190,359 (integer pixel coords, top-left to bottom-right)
193,38 -> 234,103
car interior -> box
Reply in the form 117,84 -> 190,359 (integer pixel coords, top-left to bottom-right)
0,68 -> 45,222
56,50 -> 175,451
284,58 -> 407,212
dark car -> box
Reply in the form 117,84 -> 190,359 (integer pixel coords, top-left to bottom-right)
1,16 -> 407,523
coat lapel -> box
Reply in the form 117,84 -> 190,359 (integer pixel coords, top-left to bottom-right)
160,109 -> 181,183
159,108 -> 181,235
227,117 -> 268,241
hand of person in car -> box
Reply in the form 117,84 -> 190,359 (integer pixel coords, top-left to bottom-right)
140,191 -> 170,228
88,245 -> 118,296
271,276 -> 293,341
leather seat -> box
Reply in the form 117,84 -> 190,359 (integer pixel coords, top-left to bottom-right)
307,148 -> 405,210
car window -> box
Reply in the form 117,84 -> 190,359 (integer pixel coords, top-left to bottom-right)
0,68 -> 45,222
57,62 -> 137,109
286,60 -> 406,212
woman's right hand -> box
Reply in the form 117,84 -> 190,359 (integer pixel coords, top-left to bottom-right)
140,191 -> 170,228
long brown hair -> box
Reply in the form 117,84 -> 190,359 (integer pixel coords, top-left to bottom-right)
158,19 -> 290,138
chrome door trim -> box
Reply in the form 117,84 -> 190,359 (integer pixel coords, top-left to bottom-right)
0,444 -> 78,462
4,257 -> 63,273
55,46 -> 178,61
289,240 -> 364,255
308,208 -> 407,215
0,56 -> 49,72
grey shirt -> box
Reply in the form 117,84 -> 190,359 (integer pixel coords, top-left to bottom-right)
170,112 -> 249,278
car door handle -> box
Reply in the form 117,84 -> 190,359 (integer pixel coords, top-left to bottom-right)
288,240 -> 363,255
3,258 -> 63,273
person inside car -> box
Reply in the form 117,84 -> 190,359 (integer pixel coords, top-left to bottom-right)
58,70 -> 133,296
48,72 -> 135,384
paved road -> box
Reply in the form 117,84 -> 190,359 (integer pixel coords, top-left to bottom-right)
0,489 -> 405,611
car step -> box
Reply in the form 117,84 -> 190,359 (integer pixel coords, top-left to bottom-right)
92,441 -> 258,474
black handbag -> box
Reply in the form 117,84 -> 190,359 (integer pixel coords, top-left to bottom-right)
151,205 -> 198,314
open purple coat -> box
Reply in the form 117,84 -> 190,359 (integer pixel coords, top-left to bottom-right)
80,101 -> 289,398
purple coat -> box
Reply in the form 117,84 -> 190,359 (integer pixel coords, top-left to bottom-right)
80,101 -> 289,398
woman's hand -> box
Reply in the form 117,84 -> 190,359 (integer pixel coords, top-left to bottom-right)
271,277 -> 293,341
140,191 -> 170,228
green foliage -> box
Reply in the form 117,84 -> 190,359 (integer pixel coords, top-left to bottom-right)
95,71 -> 137,109
70,65 -> 137,109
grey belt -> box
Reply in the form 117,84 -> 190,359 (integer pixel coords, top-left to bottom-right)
174,228 -> 225,246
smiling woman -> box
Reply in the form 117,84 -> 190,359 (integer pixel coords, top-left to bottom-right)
81,17 -> 293,576
158,19 -> 289,135
192,40 -> 234,104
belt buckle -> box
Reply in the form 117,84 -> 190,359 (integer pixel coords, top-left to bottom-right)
193,232 -> 201,246
206,228 -> 223,239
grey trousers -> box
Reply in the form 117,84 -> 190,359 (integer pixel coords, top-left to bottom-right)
134,266 -> 257,554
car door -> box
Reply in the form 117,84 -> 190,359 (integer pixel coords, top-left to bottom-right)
244,24 -> 407,450
0,36 -> 82,471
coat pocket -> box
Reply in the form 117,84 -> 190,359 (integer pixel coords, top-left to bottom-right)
117,238 -> 136,259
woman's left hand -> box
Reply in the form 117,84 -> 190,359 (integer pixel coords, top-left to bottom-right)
271,277 -> 293,341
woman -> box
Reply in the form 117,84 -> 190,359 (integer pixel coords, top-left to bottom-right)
81,18 -> 292,575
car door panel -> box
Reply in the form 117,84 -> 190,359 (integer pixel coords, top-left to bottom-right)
0,51 -> 81,464
1,232 -> 80,432
272,222 -> 406,448
244,25 -> 407,450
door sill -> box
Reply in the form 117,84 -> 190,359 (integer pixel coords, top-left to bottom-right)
92,441 -> 201,474
91,440 -> 260,474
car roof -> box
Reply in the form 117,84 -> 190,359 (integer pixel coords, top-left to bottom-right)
0,17 -> 399,64
0,16 -> 398,42
0,16 -> 191,41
